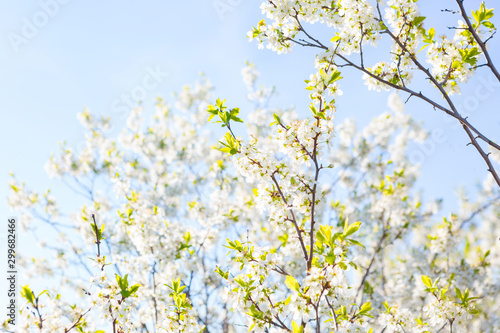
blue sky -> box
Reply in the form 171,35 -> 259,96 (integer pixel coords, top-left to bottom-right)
1,0 -> 499,319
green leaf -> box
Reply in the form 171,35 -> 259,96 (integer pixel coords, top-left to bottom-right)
329,70 -> 342,83
484,7 -> 495,20
472,9 -> 480,23
230,108 -> 244,123
116,274 -> 130,295
383,301 -> 391,313
270,113 -> 281,126
317,225 -> 332,245
218,132 -> 239,155
482,21 -> 495,29
455,287 -> 463,301
347,238 -> 365,248
128,284 -> 141,296
325,252 -> 336,265
278,233 -> 289,246
440,288 -> 448,299
413,16 -> 426,26
417,44 -> 430,53
331,35 -> 341,43
428,27 -> 435,41
216,98 -> 225,108
172,278 -> 181,293
21,285 -> 34,304
319,69 -> 328,79
285,275 -> 300,292
421,275 -> 432,288
215,266 -> 229,279
344,221 -> 361,237
360,301 -> 372,313
292,321 -> 304,333
359,301 -> 373,318
464,237 -> 471,257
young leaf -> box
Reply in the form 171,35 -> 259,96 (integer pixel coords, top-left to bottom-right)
285,275 -> 300,292
344,221 -> 362,237
421,275 -> 432,288
21,285 -> 34,304
292,321 -> 304,333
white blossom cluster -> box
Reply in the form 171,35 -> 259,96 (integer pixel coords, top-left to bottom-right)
159,302 -> 204,333
423,298 -> 472,329
89,271 -> 135,332
250,0 -> 496,97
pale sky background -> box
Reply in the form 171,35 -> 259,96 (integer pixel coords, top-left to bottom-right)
1,0 -> 499,321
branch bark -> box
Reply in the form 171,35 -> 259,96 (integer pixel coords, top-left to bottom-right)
455,0 -> 500,82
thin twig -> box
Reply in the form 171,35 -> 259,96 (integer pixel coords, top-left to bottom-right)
455,0 -> 500,82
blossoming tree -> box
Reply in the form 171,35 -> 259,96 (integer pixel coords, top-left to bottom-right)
3,1 -> 500,333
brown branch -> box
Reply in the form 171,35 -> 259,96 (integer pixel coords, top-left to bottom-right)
64,308 -> 91,333
248,295 -> 290,331
354,228 -> 388,304
325,296 -> 339,331
460,194 -> 500,228
382,25 -> 500,150
270,173 -> 309,264
455,0 -> 500,82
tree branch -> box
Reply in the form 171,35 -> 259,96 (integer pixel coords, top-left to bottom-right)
455,0 -> 500,82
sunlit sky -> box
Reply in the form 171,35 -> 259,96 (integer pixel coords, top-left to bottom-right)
1,0 -> 499,315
